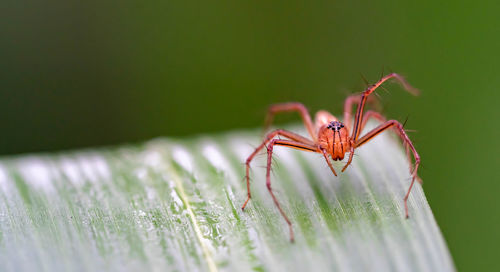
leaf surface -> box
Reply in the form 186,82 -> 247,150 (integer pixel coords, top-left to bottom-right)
0,124 -> 454,271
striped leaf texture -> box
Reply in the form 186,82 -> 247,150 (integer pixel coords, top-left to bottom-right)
0,124 -> 454,272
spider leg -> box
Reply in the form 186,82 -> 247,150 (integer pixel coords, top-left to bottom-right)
351,73 -> 419,142
343,94 -> 380,131
264,102 -> 317,141
355,120 -> 421,219
341,144 -> 355,173
320,148 -> 337,176
343,73 -> 419,173
359,110 -> 386,129
339,111 -> 389,173
241,129 -> 316,211
359,111 -> 415,175
265,139 -> 319,242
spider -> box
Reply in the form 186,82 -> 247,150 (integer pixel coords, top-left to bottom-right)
241,73 -> 421,242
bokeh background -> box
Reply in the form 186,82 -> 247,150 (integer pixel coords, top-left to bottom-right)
1,1 -> 499,270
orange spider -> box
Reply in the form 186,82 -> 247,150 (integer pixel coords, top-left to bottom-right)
241,73 -> 421,242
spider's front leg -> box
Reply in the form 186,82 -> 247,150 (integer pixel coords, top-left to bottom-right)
343,73 -> 419,173
241,129 -> 316,211
355,120 -> 421,218
340,96 -> 381,173
242,133 -> 318,242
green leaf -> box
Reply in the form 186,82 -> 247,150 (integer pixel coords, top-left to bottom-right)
0,124 -> 454,271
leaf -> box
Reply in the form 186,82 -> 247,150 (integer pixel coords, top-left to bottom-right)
0,124 -> 455,271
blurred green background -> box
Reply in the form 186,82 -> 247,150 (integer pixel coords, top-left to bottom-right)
1,0 -> 499,270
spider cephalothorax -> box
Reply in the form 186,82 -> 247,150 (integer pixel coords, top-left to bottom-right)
241,73 -> 421,242
320,121 -> 350,161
